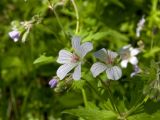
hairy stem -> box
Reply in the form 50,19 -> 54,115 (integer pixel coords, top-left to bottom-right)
81,88 -> 88,107
71,0 -> 80,34
99,78 -> 121,115
48,0 -> 67,37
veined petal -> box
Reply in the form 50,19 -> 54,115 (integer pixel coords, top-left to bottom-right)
106,50 -> 118,62
72,63 -> 81,80
106,66 -> 122,80
56,63 -> 76,80
80,42 -> 93,58
130,48 -> 140,56
90,62 -> 107,77
129,56 -> 138,65
71,36 -> 81,55
121,60 -> 129,68
94,48 -> 107,62
57,50 -> 73,64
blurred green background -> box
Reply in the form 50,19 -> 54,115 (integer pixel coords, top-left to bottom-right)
0,0 -> 160,120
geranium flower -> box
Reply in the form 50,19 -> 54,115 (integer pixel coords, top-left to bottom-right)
136,16 -> 145,37
90,48 -> 122,80
120,45 -> 140,68
56,36 -> 93,80
8,30 -> 20,42
49,78 -> 58,88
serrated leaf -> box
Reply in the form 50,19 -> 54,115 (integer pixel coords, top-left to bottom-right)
128,111 -> 160,120
33,54 -> 54,64
63,107 -> 117,120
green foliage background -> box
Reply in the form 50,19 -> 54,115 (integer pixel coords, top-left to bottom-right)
0,0 -> 160,120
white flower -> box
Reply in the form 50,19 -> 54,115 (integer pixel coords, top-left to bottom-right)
90,48 -> 122,80
120,45 -> 140,68
136,16 -> 145,37
56,36 -> 93,80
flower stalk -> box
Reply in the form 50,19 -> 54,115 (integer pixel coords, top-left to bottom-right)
48,0 -> 67,37
71,0 -> 80,34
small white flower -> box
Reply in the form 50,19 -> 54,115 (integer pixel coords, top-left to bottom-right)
56,36 -> 93,80
120,45 -> 140,68
8,30 -> 20,42
91,48 -> 122,80
136,16 -> 145,37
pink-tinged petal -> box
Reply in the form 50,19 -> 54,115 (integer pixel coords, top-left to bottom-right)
80,42 -> 93,58
56,63 -> 76,80
71,36 -> 81,55
106,66 -> 122,80
57,50 -> 73,64
94,48 -> 107,62
129,56 -> 138,65
130,48 -> 140,56
90,62 -> 107,77
121,60 -> 129,68
72,63 -> 81,80
106,50 -> 118,63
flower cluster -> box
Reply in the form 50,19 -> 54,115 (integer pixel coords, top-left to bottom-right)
8,15 -> 42,42
49,36 -> 141,89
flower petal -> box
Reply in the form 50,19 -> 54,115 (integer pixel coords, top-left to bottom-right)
90,62 -> 107,77
122,44 -> 131,49
130,48 -> 140,56
130,65 -> 141,77
129,56 -> 138,65
57,50 -> 73,64
121,60 -> 129,68
80,42 -> 93,58
71,36 -> 81,55
106,66 -> 122,80
72,63 -> 81,80
57,63 -> 76,80
94,48 -> 107,62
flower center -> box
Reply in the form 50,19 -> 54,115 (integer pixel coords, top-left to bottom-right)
71,54 -> 80,63
106,57 -> 113,64
121,51 -> 131,60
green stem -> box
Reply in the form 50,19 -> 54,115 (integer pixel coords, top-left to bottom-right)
150,33 -> 154,50
125,95 -> 149,118
21,84 -> 32,115
48,0 -> 67,38
152,0 -> 158,11
10,88 -> 18,119
98,78 -> 121,115
71,0 -> 80,34
81,88 -> 88,107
